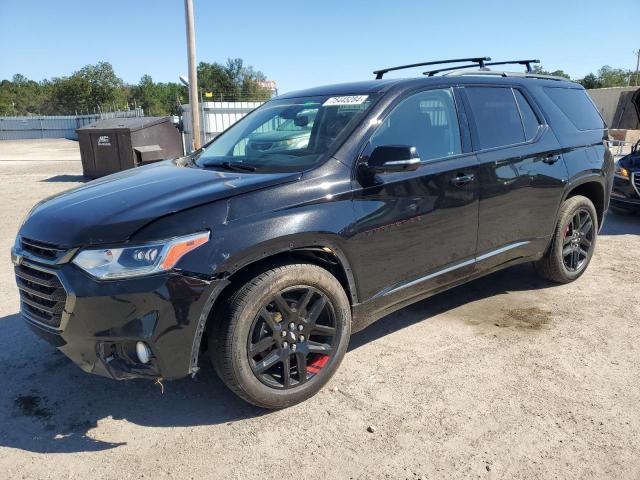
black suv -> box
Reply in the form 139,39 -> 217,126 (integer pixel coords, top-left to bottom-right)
611,138 -> 640,213
12,58 -> 613,408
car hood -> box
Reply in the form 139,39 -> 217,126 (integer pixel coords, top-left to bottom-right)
619,152 -> 640,170
248,130 -> 310,142
20,160 -> 300,246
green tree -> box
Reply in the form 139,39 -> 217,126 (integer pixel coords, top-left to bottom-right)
531,65 -> 571,79
596,65 -> 630,87
578,73 -> 602,89
0,74 -> 48,115
45,62 -> 126,114
0,80 -> 13,115
197,58 -> 272,101
78,62 -> 126,107
130,74 -> 184,116
1,59 -> 273,116
578,66 -> 633,89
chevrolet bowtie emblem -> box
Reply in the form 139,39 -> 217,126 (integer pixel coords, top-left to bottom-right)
11,253 -> 23,266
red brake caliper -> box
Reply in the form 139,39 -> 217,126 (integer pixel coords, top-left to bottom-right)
306,354 -> 329,374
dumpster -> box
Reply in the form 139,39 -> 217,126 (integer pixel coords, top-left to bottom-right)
76,117 -> 183,178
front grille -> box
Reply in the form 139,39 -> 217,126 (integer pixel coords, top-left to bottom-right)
633,173 -> 640,197
20,237 -> 68,262
15,263 -> 67,328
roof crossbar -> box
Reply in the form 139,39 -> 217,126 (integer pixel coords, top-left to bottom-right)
484,59 -> 540,73
447,71 -> 568,82
423,63 -> 488,77
423,59 -> 541,77
373,57 -> 491,80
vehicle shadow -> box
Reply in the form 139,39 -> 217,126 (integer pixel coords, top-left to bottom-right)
349,262 -> 548,350
0,263 -> 548,454
0,312 -> 265,454
40,174 -> 89,183
601,210 -> 640,236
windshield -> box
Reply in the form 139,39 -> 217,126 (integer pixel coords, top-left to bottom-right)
275,109 -> 317,132
195,94 -> 378,172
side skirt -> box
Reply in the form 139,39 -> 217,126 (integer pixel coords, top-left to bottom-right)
351,239 -> 548,333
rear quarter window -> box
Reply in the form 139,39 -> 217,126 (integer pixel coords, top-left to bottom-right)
543,87 -> 605,131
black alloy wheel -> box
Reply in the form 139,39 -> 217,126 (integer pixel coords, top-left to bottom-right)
562,208 -> 594,272
534,195 -> 598,284
211,263 -> 351,409
248,287 -> 338,389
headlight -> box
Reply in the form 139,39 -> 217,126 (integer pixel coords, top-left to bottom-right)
72,231 -> 210,280
615,163 -> 630,180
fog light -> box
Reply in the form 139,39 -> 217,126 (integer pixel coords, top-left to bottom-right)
136,341 -> 152,364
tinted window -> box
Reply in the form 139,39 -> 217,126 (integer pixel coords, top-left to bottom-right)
465,87 -> 525,149
544,87 -> 605,130
514,90 -> 541,141
370,88 -> 461,161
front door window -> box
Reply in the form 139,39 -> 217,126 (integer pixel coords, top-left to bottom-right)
370,88 -> 462,162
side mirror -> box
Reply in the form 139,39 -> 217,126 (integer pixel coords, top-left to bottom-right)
366,145 -> 421,173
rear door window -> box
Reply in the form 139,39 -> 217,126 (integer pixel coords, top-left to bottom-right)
465,87 -> 525,149
514,90 -> 541,141
543,87 -> 605,130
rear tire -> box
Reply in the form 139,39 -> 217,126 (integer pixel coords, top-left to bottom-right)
210,263 -> 351,409
534,195 -> 598,283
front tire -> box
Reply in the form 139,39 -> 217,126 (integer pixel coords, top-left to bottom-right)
534,195 -> 598,283
210,263 -> 351,409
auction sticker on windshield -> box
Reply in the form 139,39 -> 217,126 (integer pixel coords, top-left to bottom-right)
323,95 -> 369,106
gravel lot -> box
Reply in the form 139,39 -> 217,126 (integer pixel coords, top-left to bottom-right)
0,140 -> 639,480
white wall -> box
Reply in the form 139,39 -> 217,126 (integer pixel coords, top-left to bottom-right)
181,101 -> 263,150
587,87 -> 638,127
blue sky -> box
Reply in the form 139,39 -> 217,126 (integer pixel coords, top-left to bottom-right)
0,0 -> 638,94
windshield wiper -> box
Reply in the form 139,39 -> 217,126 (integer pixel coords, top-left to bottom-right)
202,160 -> 257,172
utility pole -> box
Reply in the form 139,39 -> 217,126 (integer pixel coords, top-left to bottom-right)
634,49 -> 640,87
184,0 -> 201,150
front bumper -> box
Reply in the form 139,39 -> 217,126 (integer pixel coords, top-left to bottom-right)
12,249 -> 227,380
611,174 -> 640,210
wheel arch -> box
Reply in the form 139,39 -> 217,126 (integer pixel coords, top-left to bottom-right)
563,176 -> 606,229
190,239 -> 358,373
219,245 -> 357,305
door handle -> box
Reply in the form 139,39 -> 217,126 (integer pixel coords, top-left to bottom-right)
543,154 -> 561,165
451,173 -> 475,187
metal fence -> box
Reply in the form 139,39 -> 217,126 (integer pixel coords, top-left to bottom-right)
608,139 -> 636,160
0,109 -> 144,141
182,101 -> 263,149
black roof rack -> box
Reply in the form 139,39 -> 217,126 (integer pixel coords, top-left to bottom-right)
484,59 -> 540,73
423,58 -> 541,77
373,57 -> 491,80
448,71 -> 568,82
424,63 -> 487,77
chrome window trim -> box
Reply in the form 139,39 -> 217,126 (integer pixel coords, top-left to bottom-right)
378,241 -> 531,298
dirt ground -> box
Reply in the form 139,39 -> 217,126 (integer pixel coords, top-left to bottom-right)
0,139 -> 639,480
